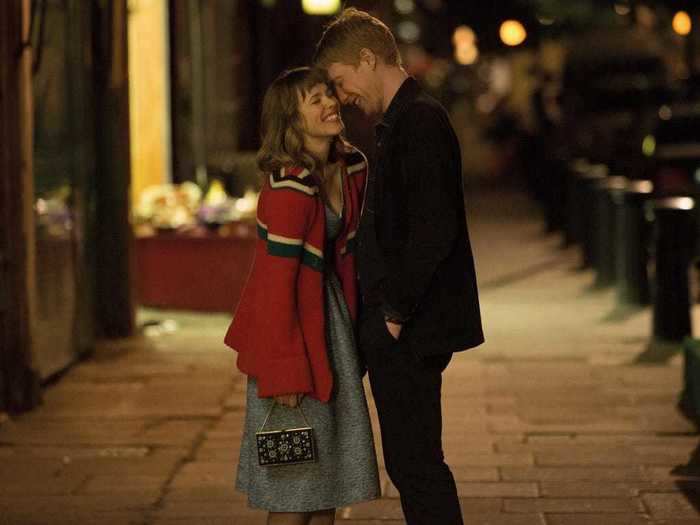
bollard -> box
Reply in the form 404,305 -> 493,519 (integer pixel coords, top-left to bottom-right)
614,180 -> 654,306
542,157 -> 568,235
593,176 -> 627,287
565,159 -> 591,246
651,197 -> 696,341
579,164 -> 608,269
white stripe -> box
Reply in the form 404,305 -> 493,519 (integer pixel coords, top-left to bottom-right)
268,232 -> 303,246
304,242 -> 323,258
347,162 -> 365,174
281,166 -> 311,179
269,174 -> 317,195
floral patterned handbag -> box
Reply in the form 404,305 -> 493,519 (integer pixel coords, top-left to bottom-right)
256,400 -> 316,467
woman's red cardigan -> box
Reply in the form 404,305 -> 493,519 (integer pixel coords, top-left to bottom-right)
224,150 -> 367,403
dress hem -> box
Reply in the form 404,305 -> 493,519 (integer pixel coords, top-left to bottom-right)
235,484 -> 381,513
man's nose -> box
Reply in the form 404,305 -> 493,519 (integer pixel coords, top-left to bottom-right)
335,87 -> 349,105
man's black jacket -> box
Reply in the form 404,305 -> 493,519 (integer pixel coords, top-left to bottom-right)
356,77 -> 484,356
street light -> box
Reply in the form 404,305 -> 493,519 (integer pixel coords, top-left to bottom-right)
499,20 -> 527,47
673,11 -> 692,36
301,0 -> 340,15
455,43 -> 478,65
452,25 -> 475,46
452,25 -> 478,65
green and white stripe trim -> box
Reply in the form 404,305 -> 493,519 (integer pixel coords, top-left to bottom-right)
257,219 -> 324,271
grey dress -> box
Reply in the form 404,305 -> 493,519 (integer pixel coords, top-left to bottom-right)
235,203 -> 380,512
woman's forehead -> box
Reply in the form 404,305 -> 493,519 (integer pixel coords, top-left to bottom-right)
299,82 -> 330,101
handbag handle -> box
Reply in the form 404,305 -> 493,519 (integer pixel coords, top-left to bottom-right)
258,398 -> 311,433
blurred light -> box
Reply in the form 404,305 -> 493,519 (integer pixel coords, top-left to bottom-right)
455,43 -> 478,66
423,0 -> 442,11
694,168 -> 700,184
260,0 -> 276,7
394,0 -> 415,15
490,59 -> 512,95
673,11 -> 692,36
642,135 -> 656,157
301,0 -> 340,15
537,16 -> 555,26
614,4 -> 630,16
673,197 -> 695,210
636,5 -> 656,29
397,20 -> 421,43
499,20 -> 527,47
452,25 -> 476,45
658,105 -> 672,120
476,93 -> 498,113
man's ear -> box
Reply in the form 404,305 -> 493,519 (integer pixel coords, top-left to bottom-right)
359,48 -> 377,70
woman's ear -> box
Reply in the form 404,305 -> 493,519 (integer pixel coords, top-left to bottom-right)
359,48 -> 377,70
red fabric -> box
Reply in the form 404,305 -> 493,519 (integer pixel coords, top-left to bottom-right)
135,228 -> 256,312
224,152 -> 367,403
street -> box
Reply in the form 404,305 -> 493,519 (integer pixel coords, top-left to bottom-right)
1,184 -> 699,525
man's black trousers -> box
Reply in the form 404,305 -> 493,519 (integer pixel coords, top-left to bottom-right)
359,307 -> 463,525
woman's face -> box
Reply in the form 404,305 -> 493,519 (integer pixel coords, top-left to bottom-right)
297,82 -> 344,141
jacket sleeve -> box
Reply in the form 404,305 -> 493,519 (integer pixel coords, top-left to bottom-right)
381,104 -> 459,321
255,184 -> 316,398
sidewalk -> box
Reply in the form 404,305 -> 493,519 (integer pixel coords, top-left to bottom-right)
2,185 -> 700,525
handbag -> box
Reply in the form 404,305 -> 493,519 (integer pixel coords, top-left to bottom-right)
255,400 -> 316,467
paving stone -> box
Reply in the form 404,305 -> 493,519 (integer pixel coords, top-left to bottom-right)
78,474 -> 166,493
534,449 -> 676,467
0,419 -> 146,445
503,498 -> 644,513
449,466 -> 501,482
58,448 -> 188,477
501,467 -> 647,482
539,481 -> 683,498
456,482 -> 539,497
169,461 -> 236,488
544,515 -> 653,525
152,519 -> 262,525
154,499 -> 262,519
0,512 -> 147,525
641,493 -> 700,520
340,498 -> 505,519
447,452 -> 534,467
0,467 -> 86,495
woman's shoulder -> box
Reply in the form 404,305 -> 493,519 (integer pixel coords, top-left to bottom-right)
266,165 -> 319,197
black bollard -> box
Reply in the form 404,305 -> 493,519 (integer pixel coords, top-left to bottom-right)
615,180 -> 653,306
579,164 -> 608,269
565,159 -> 591,246
593,176 -> 627,287
651,197 -> 696,342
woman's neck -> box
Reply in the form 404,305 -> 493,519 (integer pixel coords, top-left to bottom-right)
305,136 -> 332,168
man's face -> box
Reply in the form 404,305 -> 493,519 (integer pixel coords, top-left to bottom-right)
327,60 -> 383,119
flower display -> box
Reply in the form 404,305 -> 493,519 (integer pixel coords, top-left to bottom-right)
135,180 -> 258,234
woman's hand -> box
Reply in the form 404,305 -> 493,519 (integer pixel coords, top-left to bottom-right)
274,394 -> 304,407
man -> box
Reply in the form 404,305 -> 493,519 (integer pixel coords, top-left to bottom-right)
314,8 -> 484,525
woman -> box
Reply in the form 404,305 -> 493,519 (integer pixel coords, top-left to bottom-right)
224,67 -> 380,525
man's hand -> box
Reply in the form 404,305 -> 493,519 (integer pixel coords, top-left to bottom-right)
385,320 -> 403,340
274,394 -> 304,407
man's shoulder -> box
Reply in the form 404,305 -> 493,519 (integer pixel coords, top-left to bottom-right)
394,95 -> 451,138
